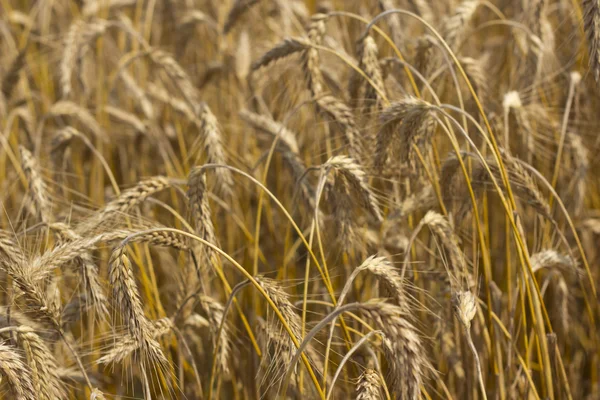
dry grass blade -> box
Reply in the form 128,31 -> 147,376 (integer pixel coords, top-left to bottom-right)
281,150 -> 319,214
236,30 -> 251,81
459,56 -> 489,104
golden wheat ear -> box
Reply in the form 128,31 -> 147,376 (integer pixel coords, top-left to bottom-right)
11,326 -> 66,399
583,0 -> 600,82
1,45 -> 27,100
0,342 -> 36,400
223,0 -> 260,34
360,302 -> 426,400
301,13 -> 328,96
108,249 -> 167,366
19,146 -> 53,224
97,317 -> 172,365
187,167 -> 219,274
60,19 -> 108,99
90,388 -> 107,400
376,96 -> 435,172
356,368 -> 383,400
349,35 -> 385,110
251,38 -> 310,71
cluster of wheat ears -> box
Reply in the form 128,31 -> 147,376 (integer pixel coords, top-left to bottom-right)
1,0 -> 600,399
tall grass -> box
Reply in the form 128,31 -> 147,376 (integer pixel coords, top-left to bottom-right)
0,0 -> 598,399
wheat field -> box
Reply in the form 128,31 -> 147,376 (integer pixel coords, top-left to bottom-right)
0,0 -> 599,399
